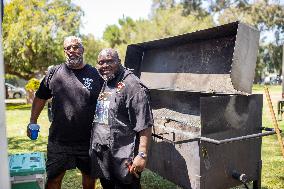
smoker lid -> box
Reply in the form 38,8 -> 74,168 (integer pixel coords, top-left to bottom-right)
125,21 -> 260,94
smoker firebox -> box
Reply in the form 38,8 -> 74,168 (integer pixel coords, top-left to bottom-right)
125,22 -> 275,189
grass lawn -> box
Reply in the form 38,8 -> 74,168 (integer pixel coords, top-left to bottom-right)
5,85 -> 284,189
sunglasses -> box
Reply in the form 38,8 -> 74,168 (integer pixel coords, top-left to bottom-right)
64,44 -> 81,51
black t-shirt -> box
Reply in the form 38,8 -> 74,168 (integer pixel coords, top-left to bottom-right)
36,63 -> 103,146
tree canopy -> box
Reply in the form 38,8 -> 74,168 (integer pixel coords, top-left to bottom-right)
210,0 -> 284,80
102,0 -> 284,81
103,5 -> 214,61
3,0 -> 83,79
2,0 -> 284,81
82,34 -> 107,66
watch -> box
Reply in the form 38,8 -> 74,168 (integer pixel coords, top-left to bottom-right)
138,151 -> 147,159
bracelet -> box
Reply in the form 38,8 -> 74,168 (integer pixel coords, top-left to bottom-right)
138,151 -> 147,159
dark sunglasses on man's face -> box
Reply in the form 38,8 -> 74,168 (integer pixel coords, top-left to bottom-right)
64,44 -> 81,51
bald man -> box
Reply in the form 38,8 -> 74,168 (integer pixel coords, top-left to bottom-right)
28,36 -> 103,189
90,48 -> 153,189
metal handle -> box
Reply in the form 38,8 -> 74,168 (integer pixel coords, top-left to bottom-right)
152,127 -> 279,145
199,127 -> 278,145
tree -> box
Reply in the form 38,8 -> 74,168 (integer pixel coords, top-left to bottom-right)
102,4 -> 214,61
151,0 -> 176,10
208,0 -> 284,81
103,25 -> 123,48
3,0 -> 83,79
82,34 -> 107,66
180,0 -> 208,17
215,0 -> 284,40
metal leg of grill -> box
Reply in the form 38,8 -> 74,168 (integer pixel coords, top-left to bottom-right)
252,180 -> 261,189
277,100 -> 284,120
253,160 -> 262,189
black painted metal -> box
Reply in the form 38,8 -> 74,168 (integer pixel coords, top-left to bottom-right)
148,93 -> 263,189
125,22 -> 259,94
124,22 -> 264,189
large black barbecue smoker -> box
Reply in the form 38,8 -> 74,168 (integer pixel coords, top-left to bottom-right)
125,22 -> 277,189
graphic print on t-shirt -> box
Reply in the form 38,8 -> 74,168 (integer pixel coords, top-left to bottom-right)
83,78 -> 93,90
94,92 -> 112,125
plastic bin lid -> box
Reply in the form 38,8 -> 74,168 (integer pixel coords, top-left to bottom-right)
9,152 -> 46,176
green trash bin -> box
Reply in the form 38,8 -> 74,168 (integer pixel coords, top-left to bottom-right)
9,152 -> 46,189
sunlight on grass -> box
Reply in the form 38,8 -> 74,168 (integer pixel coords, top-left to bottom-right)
6,104 -> 50,138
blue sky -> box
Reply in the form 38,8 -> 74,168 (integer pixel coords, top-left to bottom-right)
72,0 -> 152,39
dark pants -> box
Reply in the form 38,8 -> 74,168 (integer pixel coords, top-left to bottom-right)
100,177 -> 141,189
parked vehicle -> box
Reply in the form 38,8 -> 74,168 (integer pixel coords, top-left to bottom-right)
5,83 -> 26,99
263,75 -> 282,85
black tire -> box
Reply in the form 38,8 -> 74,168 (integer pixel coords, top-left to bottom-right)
13,93 -> 22,99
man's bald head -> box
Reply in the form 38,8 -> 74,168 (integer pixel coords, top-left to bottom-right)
97,48 -> 121,80
97,48 -> 120,63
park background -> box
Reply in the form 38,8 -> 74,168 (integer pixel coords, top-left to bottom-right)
2,0 -> 284,188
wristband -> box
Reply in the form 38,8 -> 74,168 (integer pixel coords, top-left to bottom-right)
138,151 -> 147,159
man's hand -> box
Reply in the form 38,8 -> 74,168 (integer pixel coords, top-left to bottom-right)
26,124 -> 31,139
129,155 -> 147,177
28,97 -> 47,139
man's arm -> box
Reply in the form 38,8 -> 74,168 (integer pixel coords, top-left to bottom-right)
27,97 -> 47,138
30,97 -> 47,123
129,87 -> 153,175
130,127 -> 152,174
137,127 -> 152,157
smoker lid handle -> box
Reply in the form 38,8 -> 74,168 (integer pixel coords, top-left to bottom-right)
152,127 -> 279,145
200,128 -> 278,145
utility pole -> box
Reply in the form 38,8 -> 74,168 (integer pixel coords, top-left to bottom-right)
0,0 -> 11,188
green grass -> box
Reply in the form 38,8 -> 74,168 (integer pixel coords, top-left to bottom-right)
252,84 -> 282,93
252,85 -> 284,189
5,85 -> 284,189
5,102 -> 177,189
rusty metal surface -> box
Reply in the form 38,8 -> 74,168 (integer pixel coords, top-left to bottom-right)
231,24 -> 260,93
124,21 -> 262,189
125,22 -> 259,94
147,94 -> 263,189
148,141 -> 201,189
148,139 -> 261,189
200,94 -> 263,140
200,139 -> 261,189
150,89 -> 201,115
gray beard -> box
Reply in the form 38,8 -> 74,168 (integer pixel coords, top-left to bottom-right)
66,56 -> 83,69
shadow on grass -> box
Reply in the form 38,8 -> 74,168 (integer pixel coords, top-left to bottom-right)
6,103 -> 32,110
8,136 -> 48,154
141,169 -> 181,189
